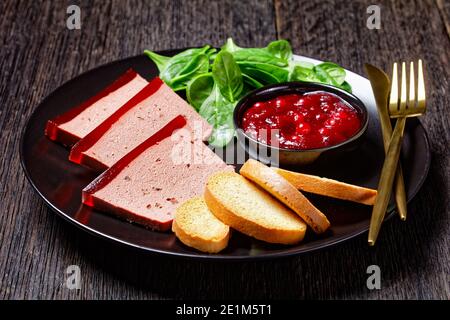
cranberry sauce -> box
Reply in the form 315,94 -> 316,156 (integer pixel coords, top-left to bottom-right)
241,91 -> 362,150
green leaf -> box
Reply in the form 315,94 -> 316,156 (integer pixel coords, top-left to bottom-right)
167,54 -> 210,88
174,46 -> 210,58
186,72 -> 214,111
241,68 -> 279,84
289,61 -> 351,91
221,38 -> 242,53
212,51 -> 244,103
312,65 -> 340,86
199,86 -> 236,147
267,39 -> 292,62
143,50 -> 170,72
223,38 -> 291,66
239,62 -> 289,83
289,65 -> 321,82
338,81 -> 352,93
205,47 -> 218,57
144,45 -> 211,90
314,62 -> 346,85
242,73 -> 264,89
208,120 -> 236,147
233,49 -> 288,67
291,61 -> 314,70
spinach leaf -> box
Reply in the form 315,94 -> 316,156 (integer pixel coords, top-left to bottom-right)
267,39 -> 292,62
233,50 -> 288,67
240,67 -> 279,84
205,47 -> 218,58
242,73 -> 264,90
312,65 -> 340,86
290,61 -> 314,70
222,38 -> 289,67
338,81 -> 352,93
221,38 -> 242,53
223,38 -> 291,65
186,72 -> 214,111
238,64 -> 291,86
239,62 -> 289,83
163,54 -> 210,91
289,61 -> 351,92
212,51 -> 243,103
143,51 -> 170,72
144,45 -> 211,91
199,86 -> 236,147
289,65 -> 321,82
313,62 -> 346,85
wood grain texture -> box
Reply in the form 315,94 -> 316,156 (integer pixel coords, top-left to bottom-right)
436,0 -> 450,38
275,0 -> 450,299
0,0 -> 448,300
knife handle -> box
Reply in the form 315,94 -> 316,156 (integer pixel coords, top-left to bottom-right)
394,165 -> 407,220
369,117 -> 406,245
380,109 -> 408,221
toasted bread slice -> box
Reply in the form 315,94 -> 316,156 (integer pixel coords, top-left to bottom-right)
240,159 -> 330,234
274,168 -> 377,205
204,172 -> 306,245
172,196 -> 230,253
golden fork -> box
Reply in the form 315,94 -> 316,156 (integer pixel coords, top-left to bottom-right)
368,60 -> 426,246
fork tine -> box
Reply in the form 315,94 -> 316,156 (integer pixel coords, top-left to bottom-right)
417,59 -> 426,111
400,62 -> 407,112
409,61 -> 415,108
389,63 -> 399,113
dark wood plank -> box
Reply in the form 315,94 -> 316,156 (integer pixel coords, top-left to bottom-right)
275,0 -> 450,299
436,0 -> 450,38
0,0 -> 448,300
0,0 -> 277,299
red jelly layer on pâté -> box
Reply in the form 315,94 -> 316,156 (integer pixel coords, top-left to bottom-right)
69,77 -> 164,171
45,68 -> 141,146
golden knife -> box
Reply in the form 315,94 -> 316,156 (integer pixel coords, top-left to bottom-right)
364,63 -> 407,220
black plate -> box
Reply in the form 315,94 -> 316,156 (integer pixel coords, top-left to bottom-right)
20,50 -> 431,260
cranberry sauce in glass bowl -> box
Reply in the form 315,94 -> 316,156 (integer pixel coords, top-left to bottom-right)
234,82 -> 368,165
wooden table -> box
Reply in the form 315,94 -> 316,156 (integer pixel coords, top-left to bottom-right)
1,0 -> 448,299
